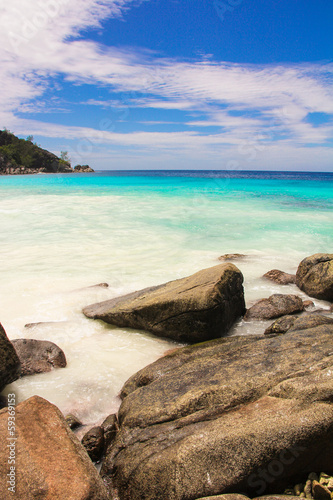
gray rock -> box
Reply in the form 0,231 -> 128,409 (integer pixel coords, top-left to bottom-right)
0,323 -> 20,391
83,264 -> 246,343
296,253 -> 333,301
102,325 -> 333,500
244,294 -> 304,321
11,339 -> 66,376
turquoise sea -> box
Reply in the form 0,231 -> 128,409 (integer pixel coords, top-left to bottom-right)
1,170 -> 333,424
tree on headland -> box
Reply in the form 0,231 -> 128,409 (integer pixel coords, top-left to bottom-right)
26,135 -> 34,142
60,151 -> 70,164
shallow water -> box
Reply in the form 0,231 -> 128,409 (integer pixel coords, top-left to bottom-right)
1,170 -> 332,424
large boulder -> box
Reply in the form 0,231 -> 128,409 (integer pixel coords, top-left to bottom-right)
0,396 -> 108,499
244,294 -> 304,320
83,264 -> 246,343
101,325 -> 333,500
11,339 -> 66,376
0,323 -> 20,392
296,254 -> 333,301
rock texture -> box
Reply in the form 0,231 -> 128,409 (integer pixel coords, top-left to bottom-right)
296,254 -> 333,301
0,396 -> 108,499
244,294 -> 304,321
83,264 -> 246,343
81,426 -> 105,462
11,339 -> 66,376
102,325 -> 333,500
262,269 -> 296,285
265,313 -> 333,335
0,323 -> 20,392
74,164 -> 95,172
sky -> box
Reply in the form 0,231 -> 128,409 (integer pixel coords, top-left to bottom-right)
0,0 -> 332,171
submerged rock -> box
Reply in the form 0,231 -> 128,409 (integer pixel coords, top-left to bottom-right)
11,339 -> 66,376
244,294 -> 304,320
296,253 -> 333,301
218,253 -> 246,261
102,324 -> 333,500
262,269 -> 296,285
0,323 -> 20,391
0,396 -> 108,499
83,264 -> 246,343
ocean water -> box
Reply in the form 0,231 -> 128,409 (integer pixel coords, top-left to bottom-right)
1,170 -> 333,426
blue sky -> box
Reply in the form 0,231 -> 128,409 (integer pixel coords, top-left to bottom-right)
1,0 -> 332,170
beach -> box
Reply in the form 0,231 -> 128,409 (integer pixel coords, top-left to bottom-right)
1,170 -> 333,425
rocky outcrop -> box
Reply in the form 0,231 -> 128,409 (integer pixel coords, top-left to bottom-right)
244,294 -> 304,320
101,324 -> 333,500
263,269 -> 296,285
296,254 -> 333,301
0,323 -> 20,392
265,313 -> 333,335
11,339 -> 66,376
74,164 -> 95,172
0,396 -> 109,499
83,264 -> 246,343
0,130 -> 74,174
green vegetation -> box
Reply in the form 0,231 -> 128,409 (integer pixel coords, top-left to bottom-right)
0,129 -> 63,169
0,129 -> 73,173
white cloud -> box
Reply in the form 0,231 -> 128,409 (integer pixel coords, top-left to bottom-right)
0,0 -> 332,170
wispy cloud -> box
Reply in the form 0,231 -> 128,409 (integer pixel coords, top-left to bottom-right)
0,0 -> 332,170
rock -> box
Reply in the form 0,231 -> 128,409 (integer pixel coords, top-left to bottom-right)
264,315 -> 296,335
74,164 -> 95,172
296,254 -> 333,301
244,294 -> 304,321
253,497 -> 301,500
0,323 -> 20,391
264,313 -> 333,335
312,481 -> 331,500
263,269 -> 296,285
288,314 -> 333,332
218,254 -> 246,261
303,300 -> 315,309
81,426 -> 105,462
101,414 -> 118,451
196,496 -> 250,500
0,395 -> 108,499
65,413 -> 83,430
102,324 -> 333,500
11,339 -> 66,376
83,264 -> 246,343
304,480 -> 313,499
